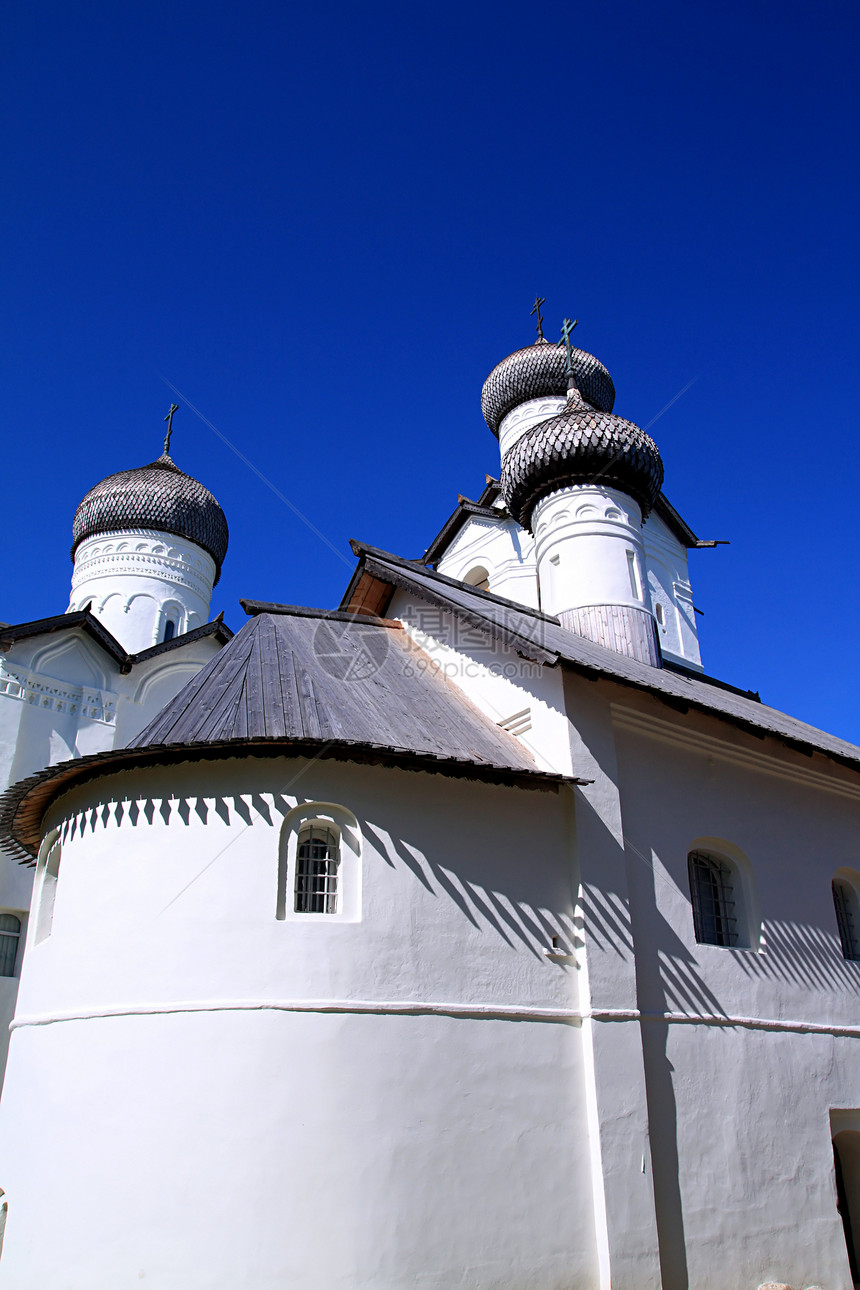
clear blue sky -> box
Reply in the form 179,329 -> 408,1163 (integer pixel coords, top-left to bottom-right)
2,2 -> 858,739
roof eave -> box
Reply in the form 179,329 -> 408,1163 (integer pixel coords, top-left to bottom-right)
652,492 -> 700,547
422,499 -> 508,567
0,738 -> 578,863
131,617 -> 234,663
343,541 -> 561,665
0,612 -> 233,672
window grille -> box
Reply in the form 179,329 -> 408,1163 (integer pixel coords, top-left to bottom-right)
833,881 -> 860,961
688,851 -> 738,947
295,825 -> 339,914
0,915 -> 20,977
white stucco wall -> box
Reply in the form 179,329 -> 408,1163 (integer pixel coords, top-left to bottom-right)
0,756 -> 600,1289
391,630 -> 860,1287
436,513 -> 540,609
0,627 -> 225,1083
641,510 -> 702,670
608,688 -> 860,1290
388,594 -> 669,1285
388,587 -> 571,776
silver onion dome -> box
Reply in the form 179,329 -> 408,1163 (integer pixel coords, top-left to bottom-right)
501,392 -> 663,531
72,453 -> 229,580
481,339 -> 615,435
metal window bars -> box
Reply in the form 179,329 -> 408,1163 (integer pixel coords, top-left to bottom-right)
688,851 -> 738,947
295,825 -> 340,915
833,880 -> 860,961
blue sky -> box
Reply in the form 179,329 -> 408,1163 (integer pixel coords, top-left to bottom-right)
2,2 -> 858,739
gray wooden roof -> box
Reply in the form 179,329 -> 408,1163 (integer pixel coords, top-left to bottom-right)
0,606 -> 570,863
343,542 -> 860,775
131,609 -> 551,774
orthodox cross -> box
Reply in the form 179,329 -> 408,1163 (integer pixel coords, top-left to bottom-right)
530,295 -> 546,341
558,317 -> 579,375
163,403 -> 179,456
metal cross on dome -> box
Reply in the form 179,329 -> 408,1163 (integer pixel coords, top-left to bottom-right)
530,295 -> 546,341
558,317 -> 579,376
163,403 -> 179,456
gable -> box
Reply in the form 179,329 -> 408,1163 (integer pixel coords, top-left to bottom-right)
21,632 -> 111,691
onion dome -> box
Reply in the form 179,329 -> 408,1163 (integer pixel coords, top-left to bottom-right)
71,453 -> 229,579
481,339 -> 615,435
501,391 -> 663,530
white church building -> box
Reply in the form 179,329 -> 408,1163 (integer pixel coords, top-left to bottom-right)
0,324 -> 858,1290
0,436 -> 232,1070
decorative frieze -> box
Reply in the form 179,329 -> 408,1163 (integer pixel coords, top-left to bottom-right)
0,661 -> 116,725
70,528 -> 215,602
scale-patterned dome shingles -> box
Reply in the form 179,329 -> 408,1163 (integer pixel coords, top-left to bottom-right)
481,340 -> 615,435
501,400 -> 663,530
72,454 -> 229,577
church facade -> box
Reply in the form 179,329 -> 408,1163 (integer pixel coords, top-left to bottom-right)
0,326 -> 858,1289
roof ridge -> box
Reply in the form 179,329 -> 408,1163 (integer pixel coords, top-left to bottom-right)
240,601 -> 402,627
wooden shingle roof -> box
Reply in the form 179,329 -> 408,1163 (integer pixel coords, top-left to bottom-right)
0,608 -> 569,862
132,609 -> 549,767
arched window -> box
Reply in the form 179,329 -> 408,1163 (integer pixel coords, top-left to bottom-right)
833,878 -> 860,961
463,565 -> 490,592
162,619 -> 176,643
295,823 -> 340,914
277,804 -> 361,922
688,850 -> 739,947
0,914 -> 21,977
